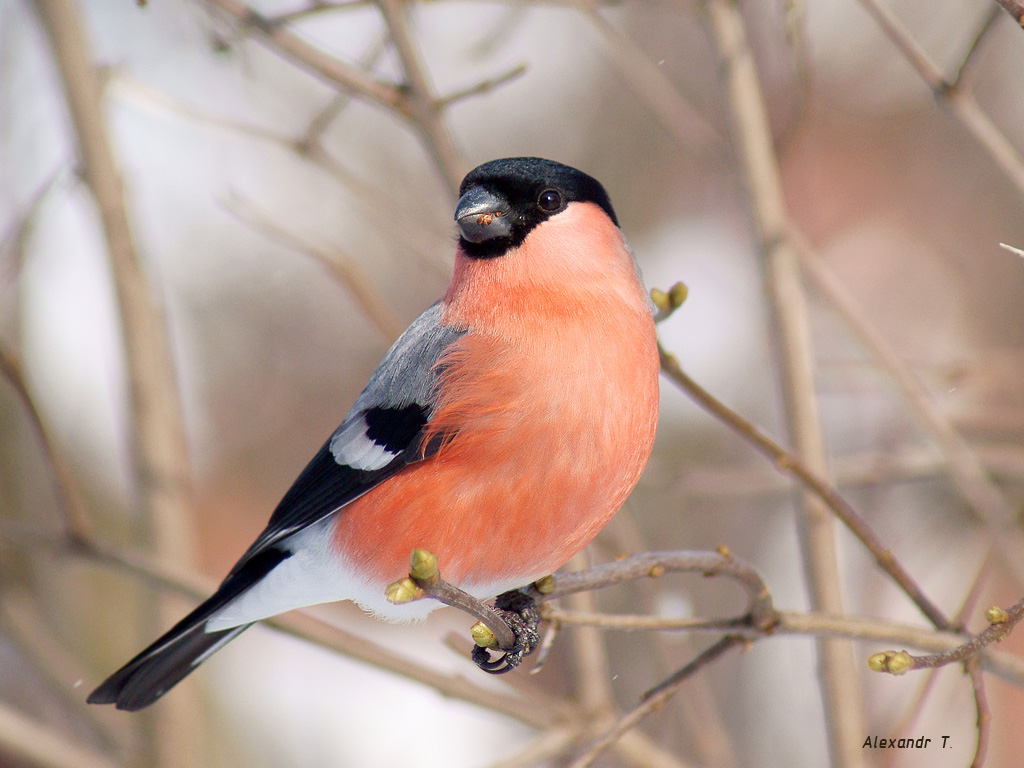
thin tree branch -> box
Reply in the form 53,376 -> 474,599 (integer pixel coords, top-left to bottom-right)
856,0 -> 1024,197
488,724 -> 585,768
265,0 -> 371,26
297,31 -> 389,148
0,162 -> 67,284
203,0 -> 404,109
437,64 -> 529,107
562,551 -> 617,722
376,0 -> 464,194
0,701 -> 118,768
966,656 -> 991,768
391,549 -> 521,650
870,596 -> 1024,675
668,445 -> 1024,499
540,549 -> 777,630
548,608 -> 1024,688
949,5 -> 1002,88
0,341 -> 94,541
580,6 -> 725,149
31,0 -> 196,561
223,193 -> 404,342
882,558 -> 992,768
658,347 -> 953,631
31,4 -> 200,761
612,732 -> 699,768
565,636 -> 745,768
701,0 -> 865,763
992,0 -> 1024,27
790,225 -> 1024,588
276,610 -> 569,727
595,507 -> 740,768
107,72 -> 450,275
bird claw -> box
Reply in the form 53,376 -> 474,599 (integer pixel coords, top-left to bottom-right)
471,590 -> 541,674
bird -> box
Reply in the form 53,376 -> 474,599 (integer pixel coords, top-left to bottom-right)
88,156 -> 660,711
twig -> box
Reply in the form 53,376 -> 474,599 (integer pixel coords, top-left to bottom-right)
275,610 -> 566,727
546,609 -> 754,633
562,551 -> 616,719
949,6 -> 1002,88
882,557 -> 992,768
781,612 -> 1024,687
108,71 -> 291,143
547,607 -> 1024,688
31,0 -> 196,558
488,724 -> 585,768
0,700 -> 118,768
539,549 -> 777,630
205,0 -> 477,194
870,596 -> 1024,675
869,613 -> 998,766
394,551 -> 520,650
108,72 -> 450,275
701,0 -> 865,763
297,33 -> 389,149
790,224 -> 1024,588
592,508 -> 739,768
612,732 -> 698,768
966,656 -> 990,768
0,162 -> 66,284
0,341 -> 93,541
667,445 -> 1024,498
565,636 -> 745,768
223,192 -> 404,341
33,0 -> 196,558
856,0 -> 1024,196
643,636 -> 746,700
204,0 -> 404,109
438,64 -> 529,107
580,6 -> 725,149
265,0 -> 370,26
32,4 -> 200,760
993,0 -> 1024,26
657,346 -> 952,632
404,545 -> 775,675
376,0 -> 464,194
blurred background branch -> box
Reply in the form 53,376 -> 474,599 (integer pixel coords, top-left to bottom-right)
30,0 -> 200,765
702,0 -> 867,763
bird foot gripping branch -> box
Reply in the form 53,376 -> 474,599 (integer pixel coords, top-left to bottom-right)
387,548 -> 542,674
470,591 -> 542,674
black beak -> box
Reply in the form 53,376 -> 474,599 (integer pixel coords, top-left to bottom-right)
455,186 -> 512,243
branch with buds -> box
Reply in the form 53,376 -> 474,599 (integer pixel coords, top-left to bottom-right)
385,546 -> 780,673
869,597 -> 1024,676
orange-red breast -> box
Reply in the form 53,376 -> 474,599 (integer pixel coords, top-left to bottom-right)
89,157 -> 659,710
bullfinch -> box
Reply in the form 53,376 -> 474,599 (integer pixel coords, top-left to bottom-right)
88,157 -> 660,711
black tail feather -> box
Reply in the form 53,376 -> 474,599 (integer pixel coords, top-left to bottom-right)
89,547 -> 292,710
88,615 -> 252,711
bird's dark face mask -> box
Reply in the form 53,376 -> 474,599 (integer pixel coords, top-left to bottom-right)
455,157 -> 618,260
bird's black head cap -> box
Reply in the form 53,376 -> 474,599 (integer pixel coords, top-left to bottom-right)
455,157 -> 618,260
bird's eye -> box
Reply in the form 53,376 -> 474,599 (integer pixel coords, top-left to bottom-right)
537,189 -> 562,212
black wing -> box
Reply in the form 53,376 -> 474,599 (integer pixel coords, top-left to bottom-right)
88,303 -> 465,710
230,302 -> 465,565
